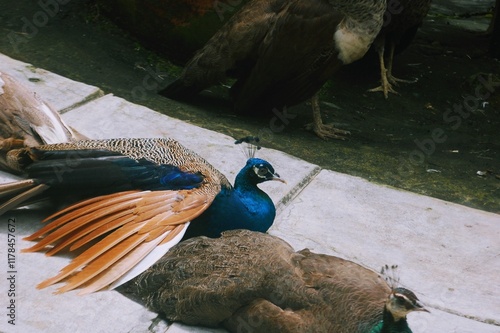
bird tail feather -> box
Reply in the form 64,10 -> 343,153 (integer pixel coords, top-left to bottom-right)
0,179 -> 49,216
22,189 -> 212,294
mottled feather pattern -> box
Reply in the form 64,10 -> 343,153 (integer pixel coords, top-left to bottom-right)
32,138 -> 231,191
124,230 -> 406,333
336,0 -> 386,33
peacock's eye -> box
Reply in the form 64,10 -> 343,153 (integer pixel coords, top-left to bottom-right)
255,165 -> 269,176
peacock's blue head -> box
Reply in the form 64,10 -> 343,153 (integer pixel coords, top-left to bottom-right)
235,158 -> 285,186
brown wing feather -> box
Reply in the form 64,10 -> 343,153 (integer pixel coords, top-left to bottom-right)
55,215 -> 136,255
49,229 -> 150,292
77,224 -> 186,295
23,191 -> 144,242
26,187 -> 214,293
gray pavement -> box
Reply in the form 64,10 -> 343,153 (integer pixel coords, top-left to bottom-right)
0,53 -> 499,333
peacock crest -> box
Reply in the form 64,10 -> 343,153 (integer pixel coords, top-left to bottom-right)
234,136 -> 261,159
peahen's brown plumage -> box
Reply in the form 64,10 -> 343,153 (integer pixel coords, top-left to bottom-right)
0,72 -> 85,171
0,138 -> 283,294
160,0 -> 387,139
369,0 -> 432,98
124,230 -> 428,333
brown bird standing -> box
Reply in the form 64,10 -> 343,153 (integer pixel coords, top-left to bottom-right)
369,0 -> 432,98
124,230 -> 429,333
160,0 -> 387,139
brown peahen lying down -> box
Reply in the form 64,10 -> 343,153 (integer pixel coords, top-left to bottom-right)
123,229 -> 428,333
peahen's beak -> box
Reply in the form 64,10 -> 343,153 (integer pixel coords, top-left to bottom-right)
414,300 -> 430,313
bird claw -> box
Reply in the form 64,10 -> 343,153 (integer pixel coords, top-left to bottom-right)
305,122 -> 351,140
369,75 -> 417,99
368,84 -> 400,99
388,75 -> 418,85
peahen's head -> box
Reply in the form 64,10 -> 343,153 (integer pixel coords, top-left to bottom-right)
386,287 -> 429,321
235,158 -> 285,187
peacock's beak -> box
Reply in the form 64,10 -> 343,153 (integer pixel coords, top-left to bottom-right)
268,172 -> 286,184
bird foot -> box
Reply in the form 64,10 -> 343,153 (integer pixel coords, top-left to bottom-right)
388,74 -> 417,85
368,83 -> 399,99
305,122 -> 350,140
369,74 -> 417,99
0,137 -> 25,151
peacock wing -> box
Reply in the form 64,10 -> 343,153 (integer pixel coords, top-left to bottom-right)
16,138 -> 228,293
23,186 -> 217,294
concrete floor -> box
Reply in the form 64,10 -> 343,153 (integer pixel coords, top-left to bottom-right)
0,52 -> 499,333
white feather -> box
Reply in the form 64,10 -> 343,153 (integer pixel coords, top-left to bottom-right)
31,102 -> 76,144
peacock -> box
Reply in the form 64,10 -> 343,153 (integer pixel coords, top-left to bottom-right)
160,0 -> 387,140
123,230 -> 428,333
0,135 -> 284,294
0,71 -> 85,171
369,0 -> 432,98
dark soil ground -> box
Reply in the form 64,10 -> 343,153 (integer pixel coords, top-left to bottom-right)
0,0 -> 498,212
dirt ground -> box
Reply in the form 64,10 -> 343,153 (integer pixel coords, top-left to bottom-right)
0,0 -> 498,213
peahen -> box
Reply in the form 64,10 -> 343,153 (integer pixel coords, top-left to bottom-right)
0,136 -> 284,294
369,0 -> 432,98
123,230 -> 428,333
0,71 -> 85,171
160,0 -> 387,140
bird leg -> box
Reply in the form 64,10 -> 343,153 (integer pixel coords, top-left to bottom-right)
385,43 -> 418,86
368,43 -> 399,99
305,93 -> 350,140
369,43 -> 417,99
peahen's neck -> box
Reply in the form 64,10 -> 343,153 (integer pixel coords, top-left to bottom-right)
375,307 -> 412,333
183,173 -> 275,240
332,0 -> 386,64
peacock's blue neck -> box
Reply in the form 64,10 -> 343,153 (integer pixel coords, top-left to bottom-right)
183,173 -> 276,240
